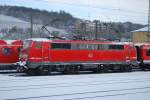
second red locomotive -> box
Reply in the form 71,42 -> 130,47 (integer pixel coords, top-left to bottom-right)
0,40 -> 23,70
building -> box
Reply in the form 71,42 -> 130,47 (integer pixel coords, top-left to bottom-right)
132,26 -> 150,43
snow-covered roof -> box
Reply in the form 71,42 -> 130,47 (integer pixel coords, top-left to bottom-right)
26,38 -> 51,42
134,43 -> 150,46
132,26 -> 148,32
112,42 -> 133,45
5,40 -> 17,45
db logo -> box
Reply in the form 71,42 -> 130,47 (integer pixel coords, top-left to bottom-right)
88,53 -> 93,58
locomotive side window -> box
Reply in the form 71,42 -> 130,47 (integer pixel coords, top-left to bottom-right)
78,44 -> 87,50
109,45 -> 124,50
71,43 -> 78,49
98,44 -> 109,50
77,44 -> 98,50
146,49 -> 150,56
51,43 -> 71,49
87,44 -> 98,50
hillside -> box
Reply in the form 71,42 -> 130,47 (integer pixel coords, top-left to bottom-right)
0,14 -> 70,39
0,6 -> 75,27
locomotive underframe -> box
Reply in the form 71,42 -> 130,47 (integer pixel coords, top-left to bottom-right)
19,60 -> 135,75
0,63 -> 18,70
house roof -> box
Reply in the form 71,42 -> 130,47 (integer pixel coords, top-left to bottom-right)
132,26 -> 148,32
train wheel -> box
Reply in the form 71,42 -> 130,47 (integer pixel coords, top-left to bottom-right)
93,65 -> 101,73
72,66 -> 79,74
140,63 -> 146,71
37,66 -> 51,75
17,66 -> 25,73
120,66 -> 125,72
63,66 -> 70,74
26,69 -> 37,76
63,66 -> 79,74
125,65 -> 132,72
100,65 -> 108,73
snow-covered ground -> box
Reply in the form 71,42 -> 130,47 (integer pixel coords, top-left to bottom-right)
0,72 -> 150,100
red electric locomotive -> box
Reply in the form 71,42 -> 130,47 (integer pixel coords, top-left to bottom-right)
19,38 -> 137,75
0,40 -> 23,70
135,44 -> 150,70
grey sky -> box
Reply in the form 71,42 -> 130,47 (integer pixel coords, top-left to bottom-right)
0,0 -> 149,24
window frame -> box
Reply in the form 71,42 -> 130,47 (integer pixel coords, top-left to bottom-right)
35,42 -> 42,49
146,49 -> 150,56
51,43 -> 71,50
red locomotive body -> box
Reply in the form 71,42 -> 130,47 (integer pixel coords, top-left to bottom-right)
19,38 -> 137,75
0,40 -> 23,70
138,44 -> 150,70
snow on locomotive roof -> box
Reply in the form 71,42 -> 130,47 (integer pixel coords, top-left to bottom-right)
2,40 -> 19,45
26,38 -> 133,45
134,43 -> 150,46
26,38 -> 51,42
112,41 -> 132,44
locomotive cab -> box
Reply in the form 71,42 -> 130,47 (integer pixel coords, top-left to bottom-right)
139,44 -> 150,70
18,38 -> 51,74
0,40 -> 23,70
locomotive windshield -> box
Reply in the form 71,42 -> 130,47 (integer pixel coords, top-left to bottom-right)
23,40 -> 32,49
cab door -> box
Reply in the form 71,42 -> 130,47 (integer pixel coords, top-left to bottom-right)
42,42 -> 50,62
142,46 -> 150,64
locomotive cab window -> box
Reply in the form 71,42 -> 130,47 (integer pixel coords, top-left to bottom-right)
23,40 -> 32,49
98,44 -> 109,50
51,43 -> 71,49
76,44 -> 98,50
146,49 -> 150,56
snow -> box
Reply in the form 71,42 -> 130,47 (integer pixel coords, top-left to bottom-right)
0,14 -> 28,24
111,42 -> 133,45
4,40 -> 16,45
0,72 -> 150,100
132,26 -> 148,32
26,38 -> 51,42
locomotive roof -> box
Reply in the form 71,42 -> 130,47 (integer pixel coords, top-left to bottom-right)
26,38 -> 133,45
26,38 -> 51,42
134,43 -> 150,46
